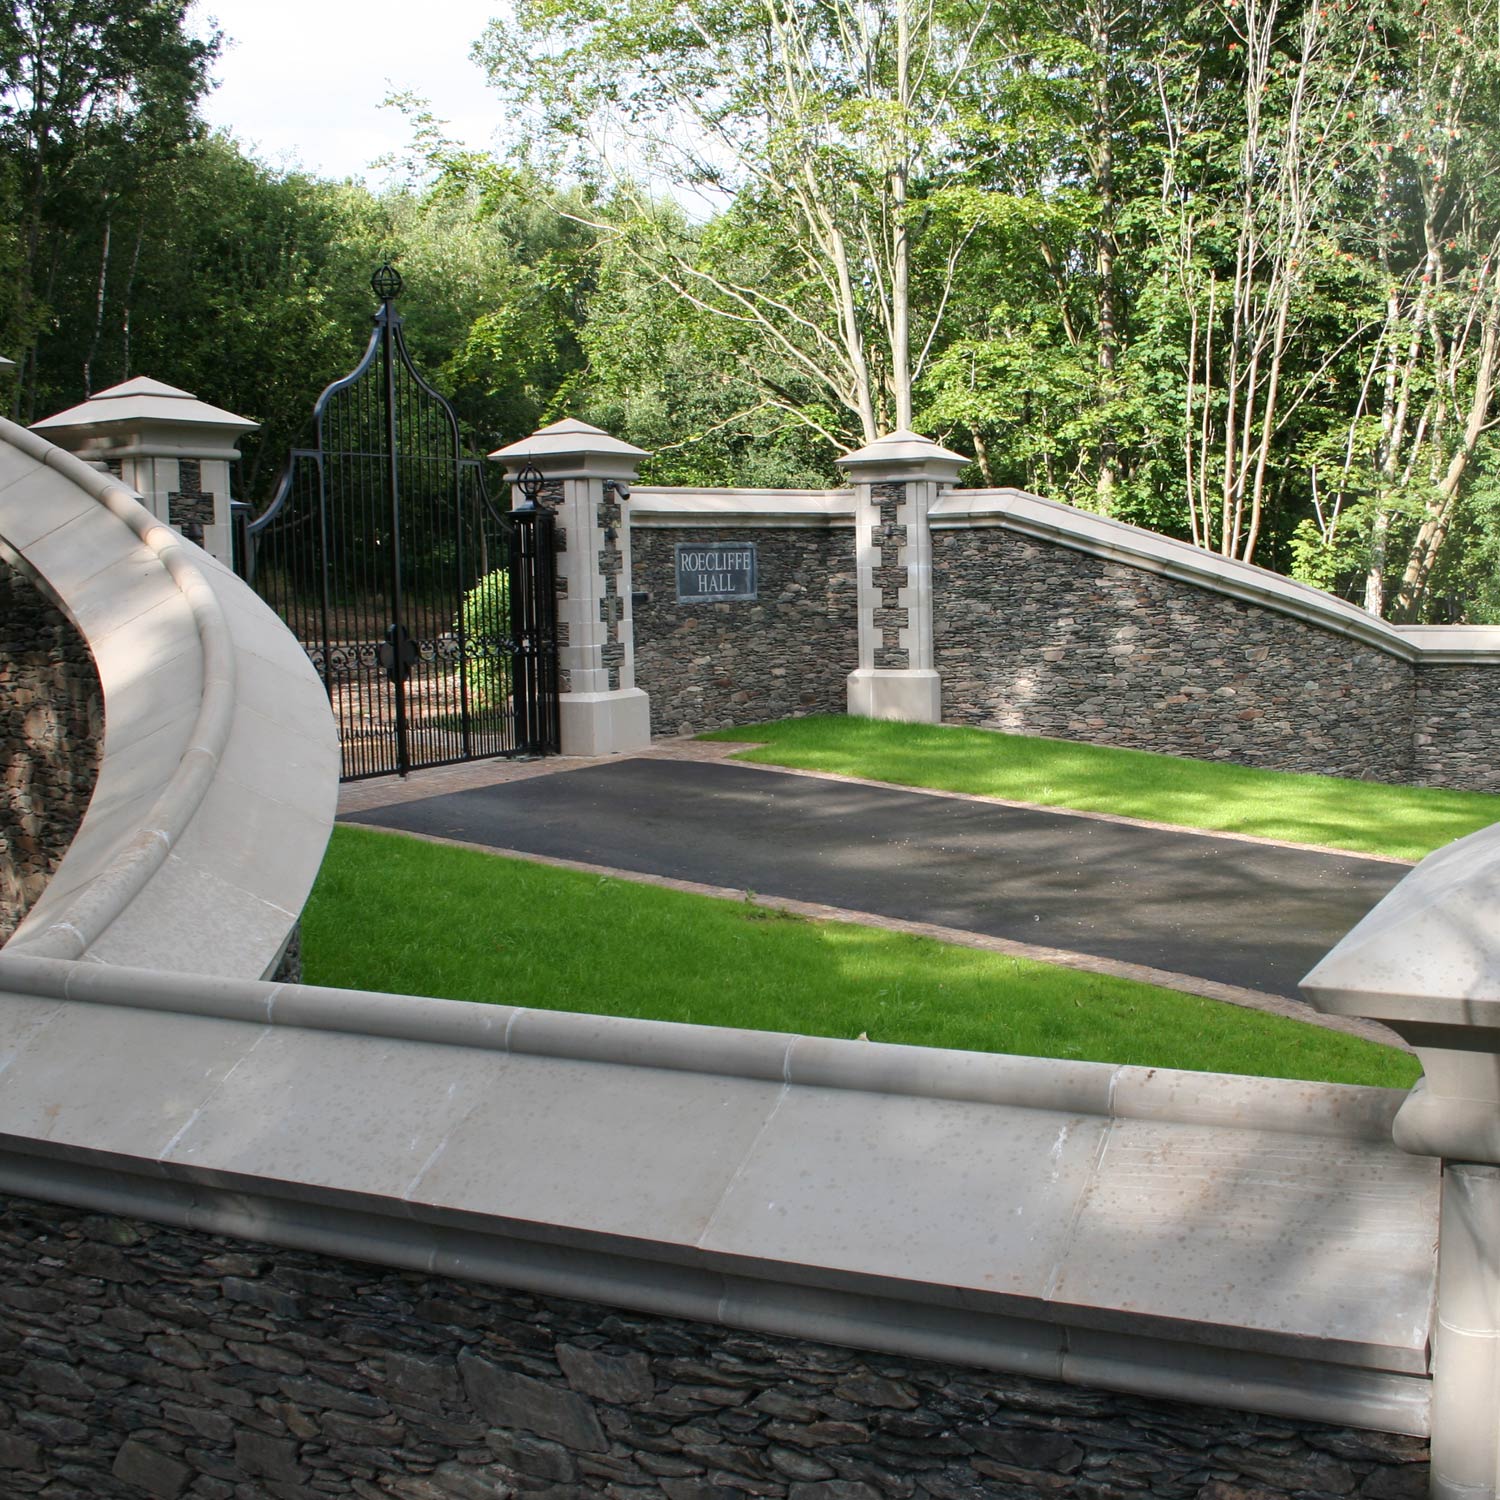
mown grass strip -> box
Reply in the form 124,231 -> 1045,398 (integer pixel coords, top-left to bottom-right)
699,715 -> 1500,862
304,826 -> 1419,1089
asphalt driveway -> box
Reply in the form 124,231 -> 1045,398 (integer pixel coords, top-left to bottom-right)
343,759 -> 1405,1000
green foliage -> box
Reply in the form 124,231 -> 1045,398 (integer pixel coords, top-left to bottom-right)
0,0 -> 219,417
459,567 -> 512,707
8,0 -> 1500,606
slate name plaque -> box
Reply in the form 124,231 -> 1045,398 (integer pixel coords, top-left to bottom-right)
675,542 -> 758,602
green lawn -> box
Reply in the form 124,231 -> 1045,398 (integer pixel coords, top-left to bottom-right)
304,825 -> 1420,1089
700,715 -> 1500,862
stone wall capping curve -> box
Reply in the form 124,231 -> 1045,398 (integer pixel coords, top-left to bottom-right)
0,417 -> 338,976
0,950 -> 1407,1142
936,487 -> 1500,664
1,416 -> 239,960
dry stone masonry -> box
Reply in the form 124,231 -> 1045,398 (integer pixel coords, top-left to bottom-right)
598,484 -> 626,694
932,530 -> 1419,783
871,483 -> 910,671
0,556 -> 102,943
168,458 -> 217,537
631,475 -> 1500,790
634,527 -> 856,737
1413,663 -> 1500,792
0,1195 -> 1430,1500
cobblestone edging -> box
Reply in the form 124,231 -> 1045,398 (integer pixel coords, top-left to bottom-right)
0,558 -> 102,943
0,1194 -> 1429,1500
933,530 -> 1418,783
634,528 -> 857,737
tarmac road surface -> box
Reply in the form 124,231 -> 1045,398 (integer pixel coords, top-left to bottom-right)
344,758 -> 1406,1001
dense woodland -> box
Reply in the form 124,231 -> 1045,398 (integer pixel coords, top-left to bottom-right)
3,0 -> 1499,620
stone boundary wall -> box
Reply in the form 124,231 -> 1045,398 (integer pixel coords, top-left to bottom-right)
1412,663 -> 1500,792
932,529 -> 1419,782
0,556 -> 101,944
626,488 -> 1500,789
633,526 -> 857,737
0,1193 -> 1430,1500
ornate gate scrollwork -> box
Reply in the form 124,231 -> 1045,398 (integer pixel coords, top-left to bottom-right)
241,267 -> 559,779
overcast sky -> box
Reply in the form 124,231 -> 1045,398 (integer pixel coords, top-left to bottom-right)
188,0 -> 509,184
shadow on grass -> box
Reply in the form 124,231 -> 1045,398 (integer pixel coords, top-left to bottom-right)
304,826 -> 1419,1090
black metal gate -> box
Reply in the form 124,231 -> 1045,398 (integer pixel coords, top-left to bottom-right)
240,266 -> 559,779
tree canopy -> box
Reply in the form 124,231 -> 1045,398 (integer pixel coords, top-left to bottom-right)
3,0 -> 1500,621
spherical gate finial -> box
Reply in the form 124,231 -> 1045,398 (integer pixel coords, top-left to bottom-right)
371,264 -> 403,302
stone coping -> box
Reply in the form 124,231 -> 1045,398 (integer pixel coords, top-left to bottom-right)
631,488 -> 855,528
0,418 -> 339,978
1399,623 -> 1500,661
936,488 -> 1500,664
0,952 -> 1411,1139
0,953 -> 1438,1437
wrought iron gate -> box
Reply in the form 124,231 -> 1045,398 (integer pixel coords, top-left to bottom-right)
241,266 -> 559,780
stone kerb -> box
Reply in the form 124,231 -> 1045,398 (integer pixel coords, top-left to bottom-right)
840,431 -> 967,724
0,415 -> 338,979
490,419 -> 652,757
1303,826 -> 1500,1500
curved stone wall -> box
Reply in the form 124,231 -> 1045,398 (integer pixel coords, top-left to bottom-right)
0,556 -> 102,943
0,415 -> 339,978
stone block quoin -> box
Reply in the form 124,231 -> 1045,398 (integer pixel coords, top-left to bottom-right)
597,485 -> 625,693
872,481 -> 910,670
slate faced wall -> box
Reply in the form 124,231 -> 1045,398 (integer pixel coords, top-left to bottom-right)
1413,663 -> 1500,793
0,557 -> 102,944
933,528 -> 1419,783
633,527 -> 857,736
0,1194 -> 1429,1500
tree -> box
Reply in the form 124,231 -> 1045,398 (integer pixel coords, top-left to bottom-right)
478,0 -> 998,450
1144,0 -> 1383,562
0,0 -> 218,417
